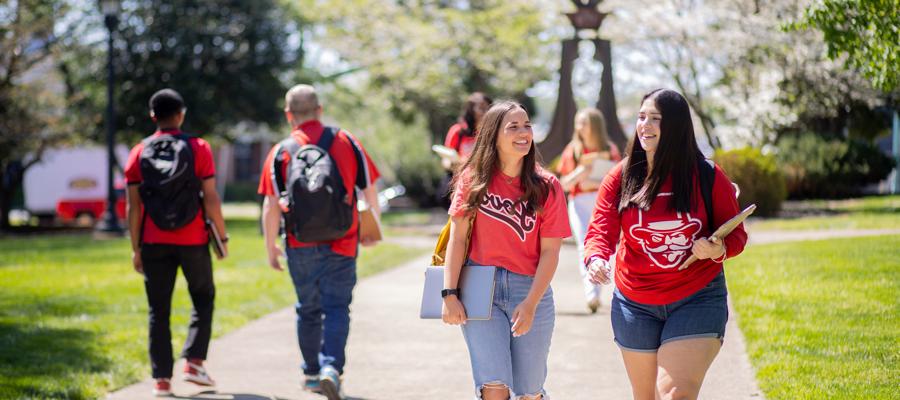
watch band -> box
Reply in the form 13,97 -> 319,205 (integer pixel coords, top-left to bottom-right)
441,288 -> 460,298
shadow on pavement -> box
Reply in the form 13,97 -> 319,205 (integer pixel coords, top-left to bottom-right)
175,391 -> 370,400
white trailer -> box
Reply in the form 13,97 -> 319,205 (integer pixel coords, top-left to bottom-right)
22,145 -> 129,223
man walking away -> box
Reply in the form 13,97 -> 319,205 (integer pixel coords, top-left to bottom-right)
258,84 -> 381,400
125,88 -> 228,397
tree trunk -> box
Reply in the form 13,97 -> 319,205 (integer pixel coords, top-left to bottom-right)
538,39 -> 579,164
593,39 -> 628,151
0,161 -> 25,231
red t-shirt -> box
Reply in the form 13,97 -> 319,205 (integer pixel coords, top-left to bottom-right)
583,161 -> 748,305
444,122 -> 477,161
124,129 -> 215,246
449,167 -> 571,276
556,142 -> 622,197
257,120 -> 381,258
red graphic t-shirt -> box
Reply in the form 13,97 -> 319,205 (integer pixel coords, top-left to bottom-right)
257,120 -> 380,258
449,167 -> 571,276
444,122 -> 477,161
583,161 -> 748,305
124,129 -> 215,245
556,142 -> 622,197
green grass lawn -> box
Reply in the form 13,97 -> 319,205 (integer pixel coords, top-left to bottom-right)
0,218 -> 428,399
749,195 -> 900,231
726,235 -> 899,399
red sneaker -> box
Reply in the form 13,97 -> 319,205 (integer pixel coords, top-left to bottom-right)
183,359 -> 216,386
153,378 -> 173,397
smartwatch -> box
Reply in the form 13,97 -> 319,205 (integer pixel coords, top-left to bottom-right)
441,288 -> 460,298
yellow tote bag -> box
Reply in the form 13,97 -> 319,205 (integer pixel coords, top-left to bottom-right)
431,214 -> 475,266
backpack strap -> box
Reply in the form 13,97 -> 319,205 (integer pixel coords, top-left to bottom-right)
329,126 -> 370,191
697,158 -> 715,233
270,136 -> 303,207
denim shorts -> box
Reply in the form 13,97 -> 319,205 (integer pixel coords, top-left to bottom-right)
610,272 -> 728,352
461,262 -> 555,399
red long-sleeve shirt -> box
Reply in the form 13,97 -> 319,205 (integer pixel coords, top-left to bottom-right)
584,161 -> 748,305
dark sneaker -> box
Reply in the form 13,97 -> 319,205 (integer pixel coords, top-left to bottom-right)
588,298 -> 601,314
303,374 -> 322,393
319,365 -> 342,400
183,359 -> 216,386
153,378 -> 173,397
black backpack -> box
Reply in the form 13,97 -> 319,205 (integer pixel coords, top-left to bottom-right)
138,134 -> 202,230
271,127 -> 358,242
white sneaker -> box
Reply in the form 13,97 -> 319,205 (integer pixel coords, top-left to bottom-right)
183,361 -> 216,386
319,365 -> 343,400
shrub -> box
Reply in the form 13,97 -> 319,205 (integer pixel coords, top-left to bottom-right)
328,91 -> 445,208
775,134 -> 896,198
714,148 -> 787,217
224,181 -> 261,202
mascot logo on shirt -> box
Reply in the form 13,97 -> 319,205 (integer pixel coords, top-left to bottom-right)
628,194 -> 702,269
480,192 -> 536,241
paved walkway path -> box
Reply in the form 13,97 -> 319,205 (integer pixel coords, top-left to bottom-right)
110,228 -> 899,399
110,243 -> 773,400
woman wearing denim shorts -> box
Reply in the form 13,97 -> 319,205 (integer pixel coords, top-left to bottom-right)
443,101 -> 571,400
583,89 -> 748,400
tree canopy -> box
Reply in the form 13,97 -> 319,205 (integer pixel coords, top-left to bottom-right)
794,0 -> 900,93
62,0 -> 302,143
288,0 -> 556,142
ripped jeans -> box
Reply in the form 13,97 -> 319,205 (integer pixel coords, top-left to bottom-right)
461,264 -> 555,399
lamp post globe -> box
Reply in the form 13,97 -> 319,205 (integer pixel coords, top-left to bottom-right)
95,0 -> 124,235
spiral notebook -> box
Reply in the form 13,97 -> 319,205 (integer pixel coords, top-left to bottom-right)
419,265 -> 496,320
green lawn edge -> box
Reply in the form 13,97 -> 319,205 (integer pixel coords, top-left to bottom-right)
726,235 -> 899,399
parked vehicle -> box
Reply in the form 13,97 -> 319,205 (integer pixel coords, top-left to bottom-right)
23,146 -> 129,226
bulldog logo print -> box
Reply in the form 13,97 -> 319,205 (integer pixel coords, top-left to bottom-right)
629,194 -> 702,269
479,191 -> 536,241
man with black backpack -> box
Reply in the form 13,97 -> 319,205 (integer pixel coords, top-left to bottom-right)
125,88 -> 228,397
258,84 -> 381,400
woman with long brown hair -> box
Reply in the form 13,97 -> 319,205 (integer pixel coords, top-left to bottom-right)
556,107 -> 621,313
442,101 -> 570,400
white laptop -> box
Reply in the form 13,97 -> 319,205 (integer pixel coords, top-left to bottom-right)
420,265 -> 496,320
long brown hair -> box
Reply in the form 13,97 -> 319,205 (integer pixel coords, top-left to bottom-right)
619,89 -> 704,213
571,107 -> 610,160
451,101 -> 551,215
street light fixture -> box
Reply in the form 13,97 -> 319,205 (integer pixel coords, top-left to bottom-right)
95,0 -> 124,235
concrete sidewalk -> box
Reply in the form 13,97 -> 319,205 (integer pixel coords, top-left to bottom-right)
109,243 -> 764,400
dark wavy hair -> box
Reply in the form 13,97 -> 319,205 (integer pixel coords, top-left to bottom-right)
452,101 -> 550,214
619,89 -> 704,213
460,92 -> 493,137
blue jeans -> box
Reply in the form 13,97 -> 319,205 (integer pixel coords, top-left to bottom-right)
461,265 -> 555,399
285,244 -> 357,376
610,272 -> 728,352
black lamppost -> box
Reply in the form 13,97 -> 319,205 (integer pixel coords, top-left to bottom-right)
96,0 -> 124,235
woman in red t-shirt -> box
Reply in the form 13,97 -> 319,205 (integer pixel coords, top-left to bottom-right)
444,101 -> 570,399
443,92 -> 493,167
584,89 -> 747,400
556,107 -> 621,313
437,92 -> 493,207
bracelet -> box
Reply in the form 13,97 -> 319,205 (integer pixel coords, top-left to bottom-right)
712,243 -> 727,263
221,235 -> 230,243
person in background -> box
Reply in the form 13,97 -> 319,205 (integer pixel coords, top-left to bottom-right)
556,107 -> 621,313
125,88 -> 227,397
258,84 -> 381,400
437,92 -> 493,206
